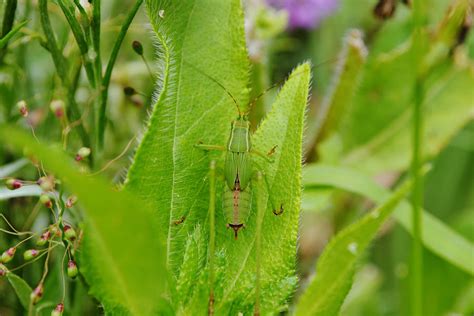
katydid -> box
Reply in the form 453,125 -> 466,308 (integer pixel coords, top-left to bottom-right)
194,81 -> 282,239
193,68 -> 283,316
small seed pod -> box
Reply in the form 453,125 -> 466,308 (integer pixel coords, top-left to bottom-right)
37,176 -> 55,192
1,247 -> 16,263
50,100 -> 66,118
63,225 -> 77,241
132,40 -> 143,55
66,195 -> 78,208
40,194 -> 53,208
0,263 -> 7,276
51,303 -> 64,316
49,225 -> 62,238
123,86 -> 136,96
67,260 -> 78,279
75,147 -> 91,161
5,178 -> 22,190
23,249 -> 39,261
30,283 -> 44,305
37,231 -> 51,246
16,100 -> 29,117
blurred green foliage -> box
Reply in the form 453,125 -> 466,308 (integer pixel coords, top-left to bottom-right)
0,0 -> 473,315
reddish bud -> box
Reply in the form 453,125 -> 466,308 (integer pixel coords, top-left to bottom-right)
0,263 -> 7,276
49,225 -> 61,238
75,147 -> 91,161
37,176 -> 55,191
50,100 -> 65,118
40,194 -> 53,208
51,303 -> 64,316
30,283 -> 44,304
67,260 -> 78,279
37,231 -> 51,246
66,195 -> 78,208
23,249 -> 39,261
1,247 -> 16,263
6,178 -> 22,190
63,225 -> 77,241
16,100 -> 28,117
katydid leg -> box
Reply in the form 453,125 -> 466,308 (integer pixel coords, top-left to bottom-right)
194,143 -> 226,152
253,163 -> 284,216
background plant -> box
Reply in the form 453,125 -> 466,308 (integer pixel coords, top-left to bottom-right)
0,0 -> 473,315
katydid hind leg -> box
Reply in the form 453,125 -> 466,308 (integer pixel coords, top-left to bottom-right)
252,165 -> 284,216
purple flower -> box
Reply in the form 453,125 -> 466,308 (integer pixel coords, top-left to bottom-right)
267,0 -> 339,30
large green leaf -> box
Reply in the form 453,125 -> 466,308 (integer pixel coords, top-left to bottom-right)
0,127 -> 167,315
125,1 -> 310,313
303,164 -> 474,276
295,176 -> 413,315
125,0 -> 250,273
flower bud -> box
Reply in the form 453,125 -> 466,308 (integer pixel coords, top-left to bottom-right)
63,225 -> 77,241
30,283 -> 44,305
5,178 -> 22,190
67,260 -> 78,279
40,194 -> 53,208
66,195 -> 78,208
16,100 -> 28,117
49,225 -> 61,238
37,176 -> 55,191
37,231 -> 51,246
75,147 -> 91,161
1,247 -> 16,263
23,249 -> 39,261
132,40 -> 143,55
50,100 -> 65,118
0,263 -> 7,276
51,303 -> 64,316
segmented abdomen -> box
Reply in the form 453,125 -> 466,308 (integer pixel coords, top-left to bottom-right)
223,185 -> 252,226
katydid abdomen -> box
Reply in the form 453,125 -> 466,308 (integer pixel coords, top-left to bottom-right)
223,182 -> 252,238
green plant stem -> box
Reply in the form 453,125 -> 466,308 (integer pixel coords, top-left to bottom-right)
411,79 -> 423,316
56,0 -> 96,87
38,0 -> 91,156
0,20 -> 27,49
411,0 -> 426,315
0,0 -> 18,63
97,0 -> 144,149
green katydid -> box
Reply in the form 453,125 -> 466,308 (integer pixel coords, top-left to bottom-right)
191,66 -> 285,316
194,79 -> 283,239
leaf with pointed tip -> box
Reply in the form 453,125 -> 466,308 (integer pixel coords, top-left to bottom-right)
295,177 -> 413,315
